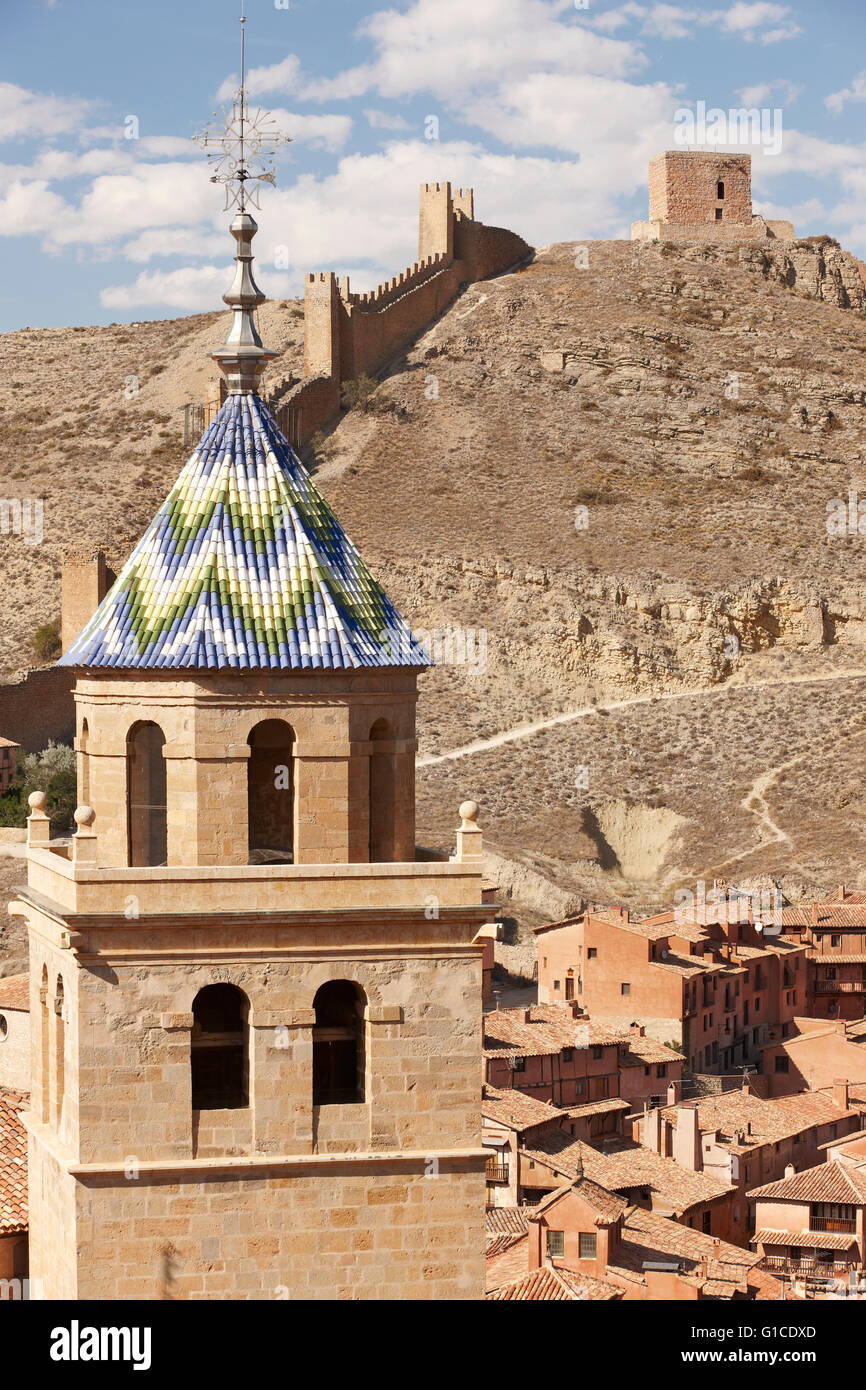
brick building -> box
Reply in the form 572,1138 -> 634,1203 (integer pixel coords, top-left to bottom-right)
486,1178 -> 780,1301
482,1002 -> 684,1119
782,888 -> 866,1021
749,1156 -> 866,1280
536,906 -> 809,1075
520,1130 -> 736,1239
639,1085 -> 859,1246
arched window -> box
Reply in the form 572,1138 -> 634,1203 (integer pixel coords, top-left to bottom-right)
369,718 -> 395,863
313,980 -> 366,1106
127,721 -> 167,867
717,180 -> 725,199
247,719 -> 295,862
54,975 -> 65,1126
79,718 -> 90,806
40,966 -> 49,1124
190,984 -> 248,1110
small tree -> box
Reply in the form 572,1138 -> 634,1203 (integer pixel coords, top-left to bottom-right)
17,742 -> 77,833
341,374 -> 378,413
31,618 -> 61,663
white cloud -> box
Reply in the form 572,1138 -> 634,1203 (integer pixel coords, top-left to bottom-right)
589,1 -> 801,44
217,55 -> 303,103
45,162 -> 215,250
246,0 -> 645,107
826,72 -> 866,115
100,264 -> 294,312
0,82 -> 94,142
364,108 -> 413,131
718,3 -> 800,42
270,110 -> 353,152
737,79 -> 800,107
0,178 -> 70,235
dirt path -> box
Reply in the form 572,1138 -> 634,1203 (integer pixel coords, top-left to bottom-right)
417,666 -> 866,768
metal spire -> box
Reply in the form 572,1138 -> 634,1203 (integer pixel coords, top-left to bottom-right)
193,2 -> 291,395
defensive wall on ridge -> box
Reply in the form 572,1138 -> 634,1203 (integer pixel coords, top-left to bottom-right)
275,182 -> 531,447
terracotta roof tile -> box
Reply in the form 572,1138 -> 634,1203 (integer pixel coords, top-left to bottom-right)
0,975 -> 29,1012
483,1004 -> 621,1057
485,1206 -> 530,1239
619,1207 -> 759,1296
482,1084 -> 563,1131
752,1228 -> 858,1251
486,1263 -> 620,1300
0,1087 -> 28,1236
748,1158 -> 866,1204
661,1090 -> 853,1148
526,1134 -> 731,1214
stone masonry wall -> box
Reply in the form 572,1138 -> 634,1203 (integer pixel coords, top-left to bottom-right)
649,151 -> 753,227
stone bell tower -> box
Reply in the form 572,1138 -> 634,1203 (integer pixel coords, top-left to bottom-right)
13,53 -> 487,1300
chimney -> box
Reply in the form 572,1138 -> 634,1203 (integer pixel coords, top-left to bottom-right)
784,1163 -> 795,1179
629,1022 -> 645,1038
712,1238 -> 720,1259
673,1103 -> 702,1172
810,903 -> 819,926
700,1256 -> 708,1278
834,1078 -> 850,1111
643,1105 -> 662,1155
570,1001 -> 582,1019
524,1008 -> 534,1024
838,885 -> 847,902
667,1080 -> 682,1105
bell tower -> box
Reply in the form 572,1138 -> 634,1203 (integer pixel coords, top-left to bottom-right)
14,19 -> 487,1301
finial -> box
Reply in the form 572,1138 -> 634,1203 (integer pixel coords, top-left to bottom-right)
28,790 -> 48,812
459,800 -> 479,828
193,4 -> 291,395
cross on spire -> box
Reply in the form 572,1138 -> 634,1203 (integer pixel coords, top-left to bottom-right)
193,3 -> 291,212
194,4 -> 292,395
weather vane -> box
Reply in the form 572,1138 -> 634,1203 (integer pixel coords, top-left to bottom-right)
193,2 -> 291,211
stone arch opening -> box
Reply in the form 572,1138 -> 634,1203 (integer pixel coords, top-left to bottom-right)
127,721 -> 167,867
313,980 -> 367,1106
247,719 -> 295,863
190,983 -> 249,1110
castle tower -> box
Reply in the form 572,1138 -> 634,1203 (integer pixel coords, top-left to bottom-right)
14,49 -> 487,1302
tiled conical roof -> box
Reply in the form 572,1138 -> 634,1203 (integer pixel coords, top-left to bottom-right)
59,394 -> 429,671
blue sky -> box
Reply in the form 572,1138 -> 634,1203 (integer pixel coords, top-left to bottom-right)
3,0 -> 866,330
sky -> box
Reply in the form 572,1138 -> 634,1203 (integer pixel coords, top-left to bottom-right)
2,0 -> 866,331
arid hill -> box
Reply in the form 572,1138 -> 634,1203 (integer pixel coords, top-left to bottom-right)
4,234 -> 866,966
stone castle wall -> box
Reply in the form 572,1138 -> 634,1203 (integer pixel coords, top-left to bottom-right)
297,182 -> 530,441
0,666 -> 75,751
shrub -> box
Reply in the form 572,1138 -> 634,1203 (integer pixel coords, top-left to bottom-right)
341,374 -> 379,413
31,618 -> 61,663
17,742 -> 77,833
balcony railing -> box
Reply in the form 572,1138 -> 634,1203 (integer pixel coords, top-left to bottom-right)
485,1162 -> 510,1184
810,1216 -> 856,1234
762,1255 -> 852,1278
814,981 -> 866,994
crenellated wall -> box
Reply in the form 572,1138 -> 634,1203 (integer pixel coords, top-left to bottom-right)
295,181 -> 530,442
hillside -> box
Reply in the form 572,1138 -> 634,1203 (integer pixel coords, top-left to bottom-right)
4,233 -> 866,960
